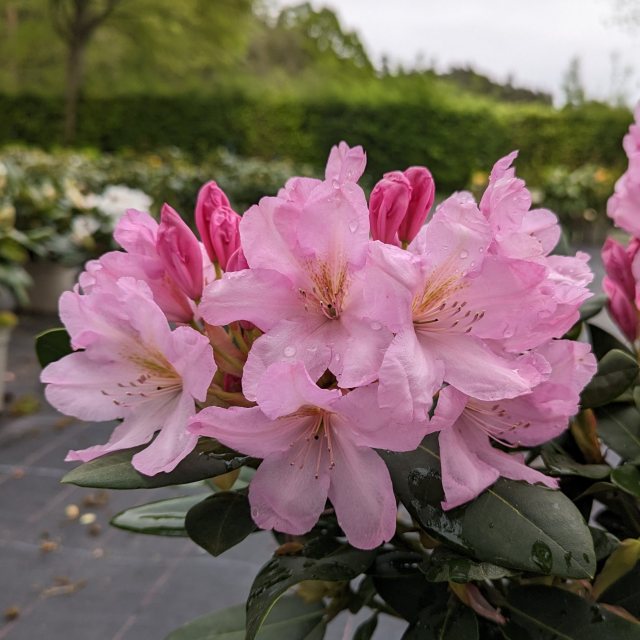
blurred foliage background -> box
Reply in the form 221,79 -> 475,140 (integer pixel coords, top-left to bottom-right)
0,0 -> 636,281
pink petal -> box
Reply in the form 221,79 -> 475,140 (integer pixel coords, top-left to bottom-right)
439,422 -> 500,510
113,209 -> 158,255
199,268 -> 302,332
327,432 -> 396,549
241,318 -> 333,401
378,329 -> 443,423
131,393 -> 199,475
334,385 -> 429,451
324,141 -> 366,185
255,362 -> 340,420
189,405 -> 307,459
167,326 -> 216,402
249,446 -> 330,536
426,332 -> 543,401
429,385 -> 468,433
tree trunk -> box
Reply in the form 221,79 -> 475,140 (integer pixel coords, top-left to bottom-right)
63,37 -> 86,144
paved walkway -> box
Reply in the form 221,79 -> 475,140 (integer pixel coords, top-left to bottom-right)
0,316 -> 404,639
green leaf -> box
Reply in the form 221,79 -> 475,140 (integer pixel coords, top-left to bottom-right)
185,491 -> 256,557
502,585 -> 640,640
165,595 -> 326,640
590,527 -> 620,562
421,547 -> 517,583
383,437 -> 596,579
580,349 -> 639,409
62,441 -> 249,489
353,614 -> 378,640
35,327 -> 72,368
371,551 -> 443,623
402,597 -> 479,640
541,443 -> 610,479
588,323 -> 633,360
580,295 -> 607,323
246,546 -> 376,640
611,464 -> 640,498
595,404 -> 640,462
111,493 -> 210,536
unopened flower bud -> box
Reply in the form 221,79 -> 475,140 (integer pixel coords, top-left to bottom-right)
157,204 -> 203,301
397,166 -> 435,244
195,181 -> 240,268
368,171 -> 412,245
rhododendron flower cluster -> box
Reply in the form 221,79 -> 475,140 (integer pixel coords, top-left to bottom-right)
41,141 -> 596,550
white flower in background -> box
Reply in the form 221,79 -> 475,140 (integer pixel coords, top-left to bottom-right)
71,216 -> 101,245
64,178 -> 90,210
86,185 -> 153,222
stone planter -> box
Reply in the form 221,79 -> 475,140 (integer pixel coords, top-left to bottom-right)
0,324 -> 12,411
24,261 -> 78,314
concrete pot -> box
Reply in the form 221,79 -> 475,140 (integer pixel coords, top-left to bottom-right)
25,261 -> 78,314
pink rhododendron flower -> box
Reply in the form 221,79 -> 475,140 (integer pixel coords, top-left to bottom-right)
41,277 -> 216,475
157,204 -> 204,301
80,209 -> 199,323
479,152 -> 593,349
189,361 -> 427,549
368,194 -> 553,423
608,104 -> 640,236
602,237 -> 640,342
199,142 -> 393,400
430,340 -> 596,509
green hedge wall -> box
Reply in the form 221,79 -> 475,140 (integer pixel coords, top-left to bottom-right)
1,94 -> 632,191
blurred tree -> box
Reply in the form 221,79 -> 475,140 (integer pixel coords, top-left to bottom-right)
246,2 -> 373,78
49,0 -> 123,142
562,57 -> 587,106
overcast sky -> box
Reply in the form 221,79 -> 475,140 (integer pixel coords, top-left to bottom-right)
274,0 -> 640,105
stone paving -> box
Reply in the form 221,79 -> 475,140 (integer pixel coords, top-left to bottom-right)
0,315 -> 404,639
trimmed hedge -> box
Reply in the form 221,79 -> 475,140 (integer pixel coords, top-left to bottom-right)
1,93 -> 632,191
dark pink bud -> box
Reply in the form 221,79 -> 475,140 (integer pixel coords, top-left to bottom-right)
195,181 -> 232,262
397,166 -> 435,244
368,171 -> 412,245
208,206 -> 241,270
157,204 -> 203,301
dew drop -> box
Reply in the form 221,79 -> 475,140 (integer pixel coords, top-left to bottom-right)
251,507 -> 260,519
370,321 -> 382,331
284,346 -> 296,357
334,353 -> 341,362
332,178 -> 340,189
348,219 -> 359,233
459,250 -> 469,259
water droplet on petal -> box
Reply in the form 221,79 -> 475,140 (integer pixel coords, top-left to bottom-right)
370,321 -> 382,331
332,178 -> 340,189
334,353 -> 341,362
284,346 -> 296,357
349,220 -> 359,233
459,250 -> 469,259
251,507 -> 260,519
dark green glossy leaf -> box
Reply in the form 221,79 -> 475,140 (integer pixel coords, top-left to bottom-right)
370,551 -> 442,623
600,564 -> 640,618
62,441 -> 249,489
590,527 -> 620,562
541,443 -> 610,479
383,437 -> 596,579
588,323 -> 633,360
421,547 -> 517,583
185,491 -> 256,557
111,493 -> 210,536
580,349 -> 639,409
165,595 -> 326,640
596,405 -> 640,462
580,295 -> 607,323
402,597 -> 479,640
611,464 -> 640,498
353,614 -> 378,640
246,546 -> 375,640
503,585 -> 640,640
35,327 -> 72,368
